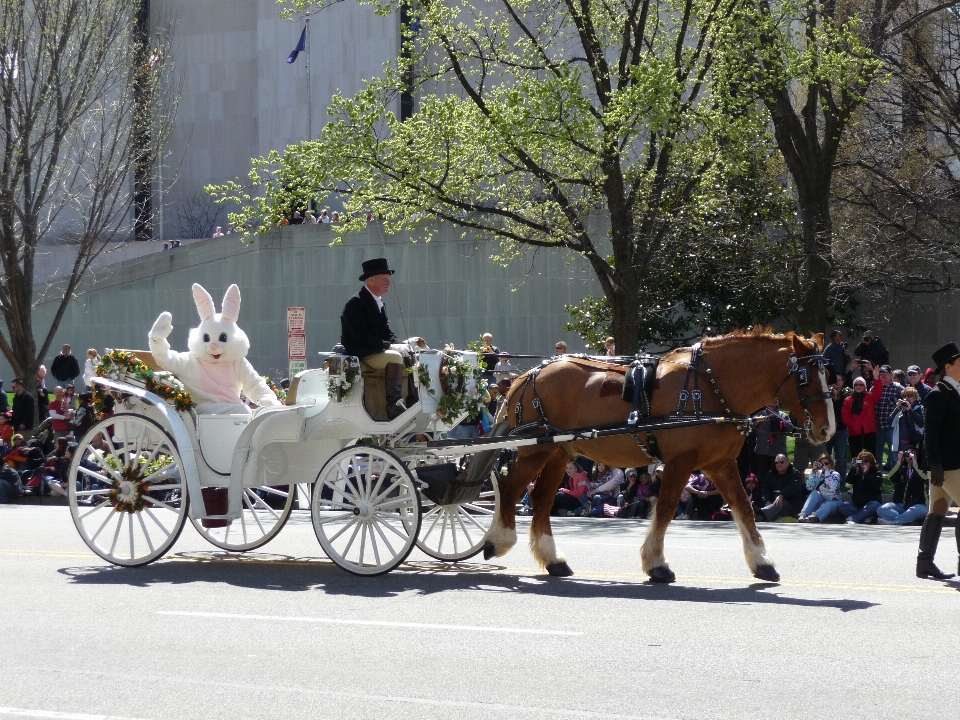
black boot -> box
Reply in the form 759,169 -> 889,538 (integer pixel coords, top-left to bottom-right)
916,514 -> 955,579
384,363 -> 407,420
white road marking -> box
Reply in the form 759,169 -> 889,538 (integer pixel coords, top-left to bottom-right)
21,670 -> 661,720
156,610 -> 581,636
0,709 -> 152,720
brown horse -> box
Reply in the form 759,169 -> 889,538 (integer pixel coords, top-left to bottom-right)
485,330 -> 835,582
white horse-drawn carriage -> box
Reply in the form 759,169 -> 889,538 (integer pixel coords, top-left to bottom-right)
67,351 -> 504,575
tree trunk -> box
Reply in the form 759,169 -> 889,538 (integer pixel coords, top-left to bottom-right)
133,0 -> 153,241
609,279 -> 642,355
793,182 -> 834,334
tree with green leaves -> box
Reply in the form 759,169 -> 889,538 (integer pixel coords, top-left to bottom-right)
742,0 -> 960,332
212,0 -> 789,355
0,0 -> 177,400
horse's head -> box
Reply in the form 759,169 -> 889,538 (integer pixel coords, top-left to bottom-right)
777,332 -> 836,444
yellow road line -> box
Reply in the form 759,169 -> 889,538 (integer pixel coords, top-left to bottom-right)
2,548 -> 956,594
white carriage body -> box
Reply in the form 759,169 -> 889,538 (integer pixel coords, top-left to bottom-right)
73,350 -> 503,573
91,358 -> 463,521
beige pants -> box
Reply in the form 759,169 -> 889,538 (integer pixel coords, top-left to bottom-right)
360,349 -> 404,371
929,469 -> 960,515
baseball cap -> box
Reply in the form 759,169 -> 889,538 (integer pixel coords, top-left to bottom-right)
625,468 -> 638,477
907,365 -> 921,374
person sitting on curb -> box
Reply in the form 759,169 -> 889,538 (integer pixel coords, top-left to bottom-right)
838,451 -> 883,524
798,454 -> 843,523
758,454 -> 805,521
877,448 -> 928,525
583,462 -> 623,517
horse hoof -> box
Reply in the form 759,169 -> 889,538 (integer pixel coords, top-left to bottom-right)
753,565 -> 780,582
647,566 -> 676,583
546,561 -> 574,577
482,541 -> 496,560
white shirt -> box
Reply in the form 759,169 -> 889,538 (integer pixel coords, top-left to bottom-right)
363,286 -> 384,312
942,375 -> 960,394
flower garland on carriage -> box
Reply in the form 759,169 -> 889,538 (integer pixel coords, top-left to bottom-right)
92,349 -> 196,414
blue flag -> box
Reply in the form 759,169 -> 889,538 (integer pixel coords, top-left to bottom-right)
287,26 -> 306,64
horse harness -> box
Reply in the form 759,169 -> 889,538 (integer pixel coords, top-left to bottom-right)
509,343 -> 832,462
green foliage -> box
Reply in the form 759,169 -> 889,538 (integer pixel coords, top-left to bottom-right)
211,0 -> 798,350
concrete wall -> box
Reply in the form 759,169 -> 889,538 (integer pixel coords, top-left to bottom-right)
10,223 -> 600,384
153,0 -> 399,240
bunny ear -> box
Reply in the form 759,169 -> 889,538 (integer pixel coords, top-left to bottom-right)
221,284 -> 241,323
192,284 -> 216,321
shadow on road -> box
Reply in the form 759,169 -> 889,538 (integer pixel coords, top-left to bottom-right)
58,552 -> 878,612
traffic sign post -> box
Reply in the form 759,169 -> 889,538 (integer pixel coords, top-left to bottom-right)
287,307 -> 306,380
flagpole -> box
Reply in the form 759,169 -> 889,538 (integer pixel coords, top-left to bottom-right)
305,13 -> 312,140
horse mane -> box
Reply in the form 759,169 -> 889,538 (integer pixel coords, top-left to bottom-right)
700,327 -> 810,348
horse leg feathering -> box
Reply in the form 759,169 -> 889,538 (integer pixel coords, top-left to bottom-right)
704,460 -> 779,581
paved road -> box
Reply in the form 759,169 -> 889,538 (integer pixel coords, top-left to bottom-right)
1,506 -> 957,720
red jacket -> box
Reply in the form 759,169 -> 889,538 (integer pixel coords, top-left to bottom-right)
841,380 -> 884,437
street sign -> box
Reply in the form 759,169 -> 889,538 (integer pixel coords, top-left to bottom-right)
287,307 -> 305,334
287,334 -> 307,360
287,307 -> 306,376
289,359 -> 307,378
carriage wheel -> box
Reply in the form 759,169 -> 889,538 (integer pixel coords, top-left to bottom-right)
68,415 -> 189,567
190,485 -> 296,552
312,446 -> 421,576
416,469 -> 501,561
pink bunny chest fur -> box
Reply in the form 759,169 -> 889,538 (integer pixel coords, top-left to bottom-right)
195,360 -> 242,404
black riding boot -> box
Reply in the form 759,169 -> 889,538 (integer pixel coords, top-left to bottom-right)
384,363 -> 407,420
916,514 -> 955,579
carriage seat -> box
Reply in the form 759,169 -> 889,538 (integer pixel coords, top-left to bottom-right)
359,360 -> 389,421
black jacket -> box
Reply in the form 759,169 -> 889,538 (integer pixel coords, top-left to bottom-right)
762,465 -> 805,509
11,391 -> 35,431
823,341 -> 850,376
340,287 -> 398,360
853,337 -> 889,368
922,380 -> 960,471
845,466 -> 883,508
890,464 -> 926,508
51,354 -> 80,382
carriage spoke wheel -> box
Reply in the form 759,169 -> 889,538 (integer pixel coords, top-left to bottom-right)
68,415 -> 189,567
312,446 -> 421,576
190,485 -> 296,551
416,469 -> 501,561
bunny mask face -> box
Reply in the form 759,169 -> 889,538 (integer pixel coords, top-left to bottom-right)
187,283 -> 250,365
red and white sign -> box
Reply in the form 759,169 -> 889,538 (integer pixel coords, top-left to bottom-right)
286,307 -> 306,334
287,307 -> 306,376
287,334 -> 306,360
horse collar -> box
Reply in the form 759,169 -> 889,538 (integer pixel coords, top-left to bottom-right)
674,343 -> 734,418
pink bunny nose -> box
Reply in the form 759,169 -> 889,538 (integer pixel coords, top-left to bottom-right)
209,343 -> 220,352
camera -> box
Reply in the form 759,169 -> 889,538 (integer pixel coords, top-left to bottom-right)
857,359 -> 867,366
854,459 -> 863,465
812,461 -> 822,470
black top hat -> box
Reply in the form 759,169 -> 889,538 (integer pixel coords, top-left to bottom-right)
359,258 -> 395,281
932,342 -> 960,372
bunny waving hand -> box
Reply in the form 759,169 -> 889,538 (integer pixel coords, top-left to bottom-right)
149,283 -> 281,414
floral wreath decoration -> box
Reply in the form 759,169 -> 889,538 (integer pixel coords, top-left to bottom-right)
104,454 -> 175,514
93,349 -> 196,413
327,356 -> 360,400
417,347 -> 488,420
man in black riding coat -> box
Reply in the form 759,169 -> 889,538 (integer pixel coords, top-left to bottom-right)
915,342 -> 960,579
340,258 -> 411,420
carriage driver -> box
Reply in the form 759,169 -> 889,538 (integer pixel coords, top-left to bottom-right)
340,258 -> 416,420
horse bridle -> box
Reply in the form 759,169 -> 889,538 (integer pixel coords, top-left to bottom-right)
774,343 -> 832,433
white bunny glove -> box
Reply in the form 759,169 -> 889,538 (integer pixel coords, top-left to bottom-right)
150,312 -> 173,342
